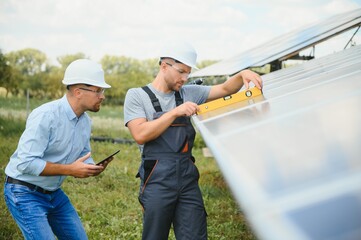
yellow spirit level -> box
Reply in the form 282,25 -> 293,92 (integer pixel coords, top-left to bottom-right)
197,87 -> 263,114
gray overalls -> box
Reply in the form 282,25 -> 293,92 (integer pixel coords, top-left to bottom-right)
137,86 -> 207,240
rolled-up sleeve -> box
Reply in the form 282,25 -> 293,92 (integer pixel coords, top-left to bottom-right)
16,110 -> 51,176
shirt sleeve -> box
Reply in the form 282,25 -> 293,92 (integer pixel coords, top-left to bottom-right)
124,88 -> 147,126
16,109 -> 51,176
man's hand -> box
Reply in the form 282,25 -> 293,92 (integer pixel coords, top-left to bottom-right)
239,69 -> 263,90
173,101 -> 199,117
40,152 -> 104,177
96,157 -> 114,168
208,69 -> 263,101
70,152 -> 104,178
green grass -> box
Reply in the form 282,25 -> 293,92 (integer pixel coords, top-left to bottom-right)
0,96 -> 46,111
0,97 -> 257,240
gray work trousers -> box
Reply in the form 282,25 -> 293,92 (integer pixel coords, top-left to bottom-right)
138,155 -> 207,240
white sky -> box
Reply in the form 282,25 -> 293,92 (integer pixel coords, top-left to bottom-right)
0,0 -> 360,65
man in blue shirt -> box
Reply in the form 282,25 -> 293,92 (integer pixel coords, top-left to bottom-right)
4,59 -> 112,240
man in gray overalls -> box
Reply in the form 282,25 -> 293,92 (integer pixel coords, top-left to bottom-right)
124,41 -> 263,240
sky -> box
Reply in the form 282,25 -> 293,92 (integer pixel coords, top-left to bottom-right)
0,0 -> 360,66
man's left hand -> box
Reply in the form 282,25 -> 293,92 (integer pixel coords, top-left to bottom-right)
240,69 -> 263,90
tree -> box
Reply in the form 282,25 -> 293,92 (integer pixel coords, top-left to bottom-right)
0,50 -> 13,97
100,55 -> 157,105
43,65 -> 64,99
6,48 -> 48,76
57,53 -> 87,70
6,48 -> 49,97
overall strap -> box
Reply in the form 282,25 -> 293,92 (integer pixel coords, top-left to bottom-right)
142,86 -> 162,112
175,91 -> 183,107
142,86 -> 184,111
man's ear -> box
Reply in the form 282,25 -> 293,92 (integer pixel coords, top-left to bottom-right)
69,85 -> 82,99
160,61 -> 168,71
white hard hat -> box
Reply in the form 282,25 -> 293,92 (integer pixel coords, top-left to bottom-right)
159,41 -> 198,69
62,59 -> 111,88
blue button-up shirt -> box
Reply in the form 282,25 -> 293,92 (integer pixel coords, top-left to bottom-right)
5,95 -> 95,190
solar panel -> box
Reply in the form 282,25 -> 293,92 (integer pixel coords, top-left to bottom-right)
192,44 -> 361,240
191,8 -> 361,78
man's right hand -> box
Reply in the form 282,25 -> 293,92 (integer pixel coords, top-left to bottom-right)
70,152 -> 104,178
173,101 -> 199,117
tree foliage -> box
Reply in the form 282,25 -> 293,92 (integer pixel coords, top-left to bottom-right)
5,48 -> 49,97
0,48 -> 216,105
101,55 -> 159,104
57,53 -> 88,70
6,48 -> 48,76
0,49 -> 13,97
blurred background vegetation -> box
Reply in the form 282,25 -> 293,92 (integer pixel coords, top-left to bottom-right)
0,48 -> 228,104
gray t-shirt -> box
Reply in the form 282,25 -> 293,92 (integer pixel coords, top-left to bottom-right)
124,83 -> 211,152
124,83 -> 211,125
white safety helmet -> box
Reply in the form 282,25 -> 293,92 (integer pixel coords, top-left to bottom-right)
62,59 -> 111,88
159,41 -> 198,69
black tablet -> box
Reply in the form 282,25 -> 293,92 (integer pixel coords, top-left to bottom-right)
96,150 -> 120,166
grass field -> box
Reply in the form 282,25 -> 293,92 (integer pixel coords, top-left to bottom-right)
0,97 -> 257,240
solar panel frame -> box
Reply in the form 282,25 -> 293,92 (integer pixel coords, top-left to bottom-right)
191,8 -> 361,78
